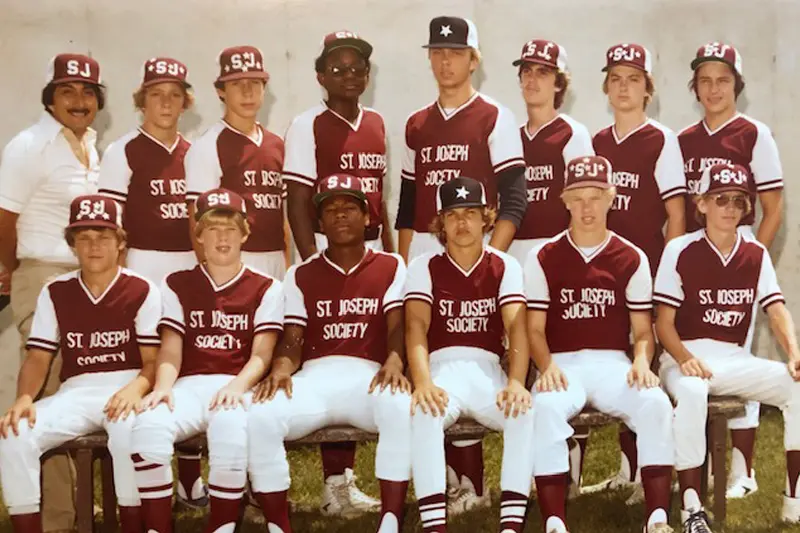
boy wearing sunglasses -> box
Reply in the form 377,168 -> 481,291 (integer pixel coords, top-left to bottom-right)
654,162 -> 800,532
282,30 -> 390,516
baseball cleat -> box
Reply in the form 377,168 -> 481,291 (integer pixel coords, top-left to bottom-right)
682,510 -> 713,533
646,523 -> 674,533
320,468 -> 380,518
174,479 -> 209,511
626,483 -> 645,506
781,494 -> 800,522
447,476 -> 491,516
725,469 -> 757,499
545,515 -> 569,533
581,471 -> 635,494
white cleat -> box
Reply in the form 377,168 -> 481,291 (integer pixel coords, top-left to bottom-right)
725,468 -> 758,499
626,483 -> 645,506
447,476 -> 491,516
681,510 -> 713,533
545,515 -> 569,533
646,524 -> 674,533
320,468 -> 381,518
581,471 -> 635,494
781,494 -> 800,522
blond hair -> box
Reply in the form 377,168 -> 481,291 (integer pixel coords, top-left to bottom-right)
693,193 -> 752,227
194,210 -> 250,239
65,227 -> 127,248
132,84 -> 194,111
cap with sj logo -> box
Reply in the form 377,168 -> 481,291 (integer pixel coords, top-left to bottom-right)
697,162 -> 750,195
194,188 -> 248,220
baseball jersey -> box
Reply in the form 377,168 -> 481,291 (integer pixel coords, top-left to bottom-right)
283,104 -> 387,239
159,264 -> 283,377
653,229 -> 783,348
518,114 -> 594,239
525,231 -> 652,354
98,128 -> 192,252
25,268 -> 160,382
284,250 -> 404,364
405,247 -> 525,360
678,113 -> 783,231
185,121 -> 285,252
401,92 -> 525,232
593,119 -> 687,270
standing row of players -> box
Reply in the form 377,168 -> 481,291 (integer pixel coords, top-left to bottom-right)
0,11 -> 786,533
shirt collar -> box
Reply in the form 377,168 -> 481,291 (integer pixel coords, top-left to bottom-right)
37,111 -> 97,144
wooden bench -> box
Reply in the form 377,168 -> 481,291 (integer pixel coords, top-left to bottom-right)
51,396 -> 744,533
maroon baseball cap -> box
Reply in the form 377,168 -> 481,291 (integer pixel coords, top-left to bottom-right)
67,195 -> 122,231
194,188 -> 248,220
564,156 -> 614,191
141,57 -> 191,89
313,174 -> 368,208
512,39 -> 568,71
215,46 -> 269,85
697,163 -> 750,195
691,42 -> 743,75
318,30 -> 373,61
45,54 -> 102,87
603,43 -> 652,74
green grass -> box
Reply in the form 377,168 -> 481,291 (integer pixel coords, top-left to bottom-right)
2,409 -> 800,531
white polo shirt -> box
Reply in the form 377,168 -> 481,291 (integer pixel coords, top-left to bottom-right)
0,112 -> 99,264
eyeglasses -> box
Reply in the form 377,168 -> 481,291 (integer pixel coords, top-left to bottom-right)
327,65 -> 369,78
712,194 -> 748,210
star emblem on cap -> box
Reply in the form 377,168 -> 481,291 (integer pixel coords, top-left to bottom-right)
440,25 -> 453,37
455,186 -> 469,200
635,51 -> 641,58
242,66 -> 249,72
148,65 -> 154,72
224,65 -> 231,72
583,157 -> 591,163
598,163 -> 605,171
179,66 -> 185,74
256,61 -> 262,69
101,212 -> 110,220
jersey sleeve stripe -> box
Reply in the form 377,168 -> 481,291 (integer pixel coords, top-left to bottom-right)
499,294 -> 526,306
493,157 -> 526,173
98,189 -> 128,202
284,315 -> 307,327
255,322 -> 284,333
282,172 -> 315,188
404,292 -> 433,304
401,169 -> 416,181
25,337 -> 59,352
755,179 -> 784,191
158,317 -> 185,335
137,336 -> 162,346
660,185 -> 687,200
384,300 -> 403,313
526,299 -> 549,310
185,191 -> 201,201
653,292 -> 682,308
626,300 -> 654,310
760,292 -> 785,309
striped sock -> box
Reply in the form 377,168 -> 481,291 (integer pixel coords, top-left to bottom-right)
419,493 -> 446,532
132,453 -> 173,533
499,490 -> 528,532
205,468 -> 246,533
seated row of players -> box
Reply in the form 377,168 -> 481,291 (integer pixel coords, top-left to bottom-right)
1,158 -> 798,533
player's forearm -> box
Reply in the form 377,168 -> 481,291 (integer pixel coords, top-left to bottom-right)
504,304 -> 529,383
287,195 -> 317,260
665,211 -> 686,242
153,355 -> 180,391
768,304 -> 800,361
0,221 -> 19,272
655,312 -> 693,365
398,230 -> 413,264
380,202 -> 395,253
529,330 -> 554,373
488,220 -> 517,252
406,320 -> 432,386
15,352 -> 52,400
756,197 -> 783,249
230,356 -> 269,392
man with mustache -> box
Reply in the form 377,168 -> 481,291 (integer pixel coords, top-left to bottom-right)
0,53 -> 104,533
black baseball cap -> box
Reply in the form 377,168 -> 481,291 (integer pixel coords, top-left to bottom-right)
436,177 -> 487,213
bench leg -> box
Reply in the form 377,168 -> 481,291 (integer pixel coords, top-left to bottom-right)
74,448 -> 95,533
710,414 -> 727,525
100,451 -> 118,533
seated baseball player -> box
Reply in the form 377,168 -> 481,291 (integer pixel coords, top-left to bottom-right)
654,162 -> 800,533
247,174 -> 410,533
0,195 -> 161,533
130,188 -> 284,533
405,176 -> 534,533
526,155 -> 674,533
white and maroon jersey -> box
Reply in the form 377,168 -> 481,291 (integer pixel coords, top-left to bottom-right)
401,92 -> 525,232
159,264 -> 283,377
26,268 -> 160,382
653,229 -> 783,347
678,113 -> 783,231
98,128 -> 192,252
593,119 -> 687,271
518,114 -> 594,240
525,231 -> 652,354
283,104 -> 387,240
185,121 -> 285,252
284,250 -> 404,364
405,247 -> 525,360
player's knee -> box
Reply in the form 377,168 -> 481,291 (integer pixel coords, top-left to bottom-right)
532,390 -> 571,419
411,409 -> 445,438
247,398 -> 289,439
130,408 -> 176,464
373,390 -> 412,429
638,387 -> 673,415
0,424 -> 34,457
105,419 -> 136,458
672,376 -> 709,405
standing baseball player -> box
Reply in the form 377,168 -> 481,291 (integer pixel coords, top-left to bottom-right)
97,57 -> 207,509
0,195 -> 160,533
185,45 -> 288,279
395,16 -> 527,510
678,42 -> 784,499
585,43 -> 687,499
508,38 -> 594,266
406,177 -> 534,533
248,174 -> 410,533
130,189 -> 284,533
526,155 -> 674,533
654,162 -> 800,532
0,53 -> 104,532
283,31 -> 393,514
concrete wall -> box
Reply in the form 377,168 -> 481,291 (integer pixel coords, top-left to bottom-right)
0,0 -> 797,407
